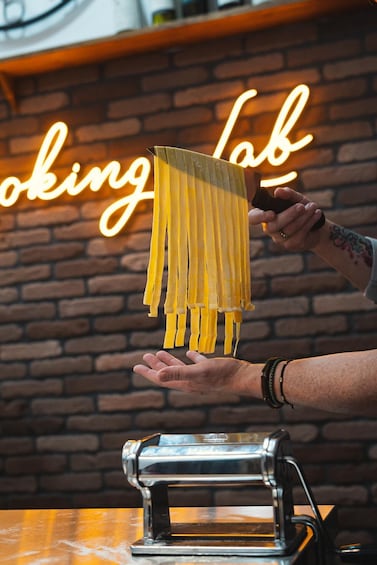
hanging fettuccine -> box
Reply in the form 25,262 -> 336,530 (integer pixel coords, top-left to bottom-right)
143,146 -> 254,356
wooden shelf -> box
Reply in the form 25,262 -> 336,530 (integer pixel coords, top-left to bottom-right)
0,0 -> 362,78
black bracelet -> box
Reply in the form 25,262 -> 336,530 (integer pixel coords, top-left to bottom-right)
279,359 -> 294,409
261,357 -> 285,408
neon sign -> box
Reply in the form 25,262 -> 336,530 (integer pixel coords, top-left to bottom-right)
0,84 -> 313,237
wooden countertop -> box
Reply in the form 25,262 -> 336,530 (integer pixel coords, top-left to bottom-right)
0,505 -> 336,564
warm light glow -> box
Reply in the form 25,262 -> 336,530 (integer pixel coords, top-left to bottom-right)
0,85 -> 313,236
214,84 -> 313,187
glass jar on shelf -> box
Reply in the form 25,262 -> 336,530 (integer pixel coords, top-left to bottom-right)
181,0 -> 208,17
140,0 -> 177,26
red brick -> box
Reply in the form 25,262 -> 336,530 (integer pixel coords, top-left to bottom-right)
22,279 -> 84,300
270,273 -> 347,297
88,273 -> 146,294
0,250 -> 17,267
1,340 -> 61,361
77,119 -> 141,143
0,438 -> 33,455
54,221 -> 101,241
31,355 -> 92,377
0,324 -> 22,342
210,405 -> 279,426
40,472 -> 102,491
1,379 -> 62,399
143,67 -> 208,92
59,296 -> 124,317
96,349 -> 151,371
67,414 -> 131,432
275,315 -> 348,337
18,206 -> 78,228
0,228 -> 51,249
72,78 -> 139,104
175,80 -> 244,107
324,55 -> 377,80
135,409 -> 206,429
302,163 -> 377,190
0,363 -> 26,379
39,66 -> 99,91
314,292 -> 374,314
245,22 -> 317,53
323,421 -> 377,441
0,287 -> 18,303
338,139 -> 377,163
37,434 -> 99,452
55,258 -> 118,279
6,454 -> 66,475
18,92 -> 69,115
330,96 -> 377,120
32,397 -> 94,416
174,37 -> 243,66
65,334 -> 126,354
108,93 -> 171,119
169,390 -> 239,408
65,372 -> 129,395
0,302 -> 56,323
70,451 -> 121,471
287,39 -> 361,67
20,242 -> 84,264
0,265 -> 50,286
98,390 -> 164,412
26,319 -> 90,340
0,476 -> 37,493
145,107 -> 213,132
309,78 -> 367,105
105,52 -> 169,77
215,53 -> 283,80
94,313 -> 159,333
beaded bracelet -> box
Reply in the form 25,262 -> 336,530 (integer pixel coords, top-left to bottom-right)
261,357 -> 285,408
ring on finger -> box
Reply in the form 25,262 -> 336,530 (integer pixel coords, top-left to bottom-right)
279,230 -> 289,240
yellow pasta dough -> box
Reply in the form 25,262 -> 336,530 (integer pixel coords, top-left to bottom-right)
143,146 -> 254,356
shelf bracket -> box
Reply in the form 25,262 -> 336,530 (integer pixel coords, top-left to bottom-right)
0,71 -> 17,112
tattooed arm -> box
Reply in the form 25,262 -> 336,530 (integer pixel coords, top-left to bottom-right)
310,221 -> 373,294
248,187 -> 374,297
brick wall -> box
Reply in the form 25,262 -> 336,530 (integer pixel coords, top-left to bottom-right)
0,4 -> 377,545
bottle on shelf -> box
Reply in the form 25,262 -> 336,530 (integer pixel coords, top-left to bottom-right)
216,0 -> 244,9
181,0 -> 207,17
150,0 -> 177,24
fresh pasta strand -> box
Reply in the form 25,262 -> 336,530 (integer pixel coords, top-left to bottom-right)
143,146 -> 254,355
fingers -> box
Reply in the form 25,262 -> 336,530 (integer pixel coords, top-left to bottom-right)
248,207 -> 276,225
186,350 -> 207,363
155,350 -> 186,366
268,202 -> 320,238
273,187 -> 306,204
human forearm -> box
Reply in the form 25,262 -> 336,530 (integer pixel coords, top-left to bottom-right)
271,349 -> 377,416
134,348 -> 377,416
312,220 -> 373,293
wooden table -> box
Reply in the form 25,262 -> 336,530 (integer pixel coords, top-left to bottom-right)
0,505 -> 336,564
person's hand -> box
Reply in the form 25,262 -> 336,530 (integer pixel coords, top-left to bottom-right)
133,350 -> 260,397
248,187 -> 324,251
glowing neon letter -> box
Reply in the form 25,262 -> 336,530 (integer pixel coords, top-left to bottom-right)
213,84 -> 313,187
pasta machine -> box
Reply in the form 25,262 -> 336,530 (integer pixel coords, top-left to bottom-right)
122,430 -> 331,559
